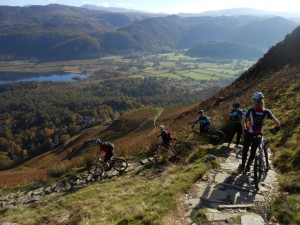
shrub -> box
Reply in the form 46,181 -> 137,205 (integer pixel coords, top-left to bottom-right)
273,194 -> 300,225
47,157 -> 85,178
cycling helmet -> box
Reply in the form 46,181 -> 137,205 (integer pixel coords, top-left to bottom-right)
233,102 -> 240,108
252,92 -> 264,101
95,139 -> 101,144
159,125 -> 165,131
199,110 -> 204,114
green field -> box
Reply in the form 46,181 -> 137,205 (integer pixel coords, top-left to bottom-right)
126,52 -> 255,81
0,52 -> 255,83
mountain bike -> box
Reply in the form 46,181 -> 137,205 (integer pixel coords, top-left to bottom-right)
89,154 -> 128,176
147,139 -> 178,163
192,128 -> 226,146
253,134 -> 270,191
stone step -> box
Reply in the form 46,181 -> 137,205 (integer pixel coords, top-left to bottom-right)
205,212 -> 240,222
241,214 -> 265,225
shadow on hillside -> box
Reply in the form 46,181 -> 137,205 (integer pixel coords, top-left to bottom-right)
188,145 -> 261,219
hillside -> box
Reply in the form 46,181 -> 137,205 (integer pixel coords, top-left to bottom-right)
0,5 -> 297,61
186,40 -> 264,59
165,26 -> 300,224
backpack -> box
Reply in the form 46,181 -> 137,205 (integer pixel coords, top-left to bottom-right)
102,142 -> 114,151
251,108 -> 267,131
162,130 -> 173,142
230,109 -> 243,121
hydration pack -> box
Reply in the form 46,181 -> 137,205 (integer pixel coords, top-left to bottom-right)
102,142 -> 114,151
162,130 -> 173,142
230,109 -> 243,121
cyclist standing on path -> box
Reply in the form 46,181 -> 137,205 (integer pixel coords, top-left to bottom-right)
157,125 -> 174,148
238,92 -> 280,174
95,139 -> 115,170
191,110 -> 211,134
227,102 -> 244,148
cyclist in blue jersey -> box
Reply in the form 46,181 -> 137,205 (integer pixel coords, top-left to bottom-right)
191,110 -> 211,134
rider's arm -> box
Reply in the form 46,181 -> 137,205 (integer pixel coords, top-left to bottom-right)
241,115 -> 248,130
192,118 -> 199,128
267,110 -> 280,128
272,117 -> 280,128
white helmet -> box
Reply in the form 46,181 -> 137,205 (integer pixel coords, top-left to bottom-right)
95,139 -> 101,144
252,92 -> 264,102
159,125 -> 165,131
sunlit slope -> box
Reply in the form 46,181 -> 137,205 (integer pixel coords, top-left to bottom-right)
0,107 -> 159,187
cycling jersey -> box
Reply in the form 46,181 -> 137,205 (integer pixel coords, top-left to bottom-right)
244,107 -> 275,135
192,116 -> 211,133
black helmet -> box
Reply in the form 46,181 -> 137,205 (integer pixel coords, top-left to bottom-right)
233,102 -> 240,108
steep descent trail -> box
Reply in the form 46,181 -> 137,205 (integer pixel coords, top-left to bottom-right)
172,143 -> 279,225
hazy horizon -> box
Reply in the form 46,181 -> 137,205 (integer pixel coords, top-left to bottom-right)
1,0 -> 300,15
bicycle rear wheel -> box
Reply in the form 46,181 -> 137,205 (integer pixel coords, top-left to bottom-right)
254,155 -> 262,190
89,161 -> 106,176
209,130 -> 226,146
112,158 -> 128,172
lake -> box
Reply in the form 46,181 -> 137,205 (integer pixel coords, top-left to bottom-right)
0,73 -> 88,84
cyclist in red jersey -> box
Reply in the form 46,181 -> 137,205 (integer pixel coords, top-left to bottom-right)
95,139 -> 114,169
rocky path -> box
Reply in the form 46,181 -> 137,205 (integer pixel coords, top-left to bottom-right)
179,144 -> 279,225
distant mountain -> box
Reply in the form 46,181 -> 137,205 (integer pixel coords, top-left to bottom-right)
101,15 -> 186,52
186,40 -> 264,59
178,7 -> 300,21
81,4 -> 146,14
0,5 -> 298,61
235,16 -> 297,49
0,4 -> 135,61
178,16 -> 297,50
81,4 -> 167,19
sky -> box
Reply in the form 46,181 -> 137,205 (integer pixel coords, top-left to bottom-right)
1,0 -> 300,14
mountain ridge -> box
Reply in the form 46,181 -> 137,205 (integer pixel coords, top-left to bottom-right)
0,5 -> 297,61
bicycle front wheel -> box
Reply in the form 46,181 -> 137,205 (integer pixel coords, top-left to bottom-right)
89,162 -> 105,176
112,158 -> 128,172
209,130 -> 226,146
254,155 -> 262,191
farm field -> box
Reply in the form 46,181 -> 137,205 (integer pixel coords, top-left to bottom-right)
0,52 -> 255,83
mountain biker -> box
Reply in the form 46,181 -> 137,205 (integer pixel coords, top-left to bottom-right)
191,110 -> 211,134
95,139 -> 114,170
227,102 -> 244,148
157,125 -> 175,148
238,92 -> 280,174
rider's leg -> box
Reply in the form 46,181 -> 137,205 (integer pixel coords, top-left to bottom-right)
241,131 -> 252,171
245,135 -> 260,172
104,151 -> 113,169
236,124 -> 243,146
227,124 -> 235,147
